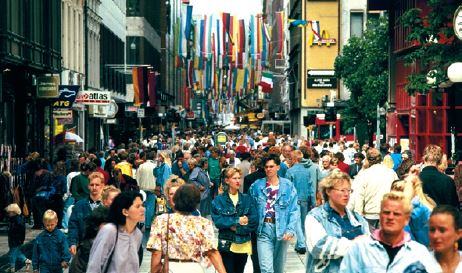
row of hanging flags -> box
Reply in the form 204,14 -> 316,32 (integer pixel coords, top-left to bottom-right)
131,4 -> 331,112
163,4 -> 286,113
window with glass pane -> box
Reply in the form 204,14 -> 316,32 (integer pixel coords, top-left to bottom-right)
350,12 -> 364,37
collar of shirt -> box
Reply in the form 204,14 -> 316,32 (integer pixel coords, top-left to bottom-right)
372,229 -> 411,248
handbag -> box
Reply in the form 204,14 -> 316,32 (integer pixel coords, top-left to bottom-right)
217,238 -> 233,252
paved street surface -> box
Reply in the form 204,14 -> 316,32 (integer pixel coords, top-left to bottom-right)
0,224 -> 306,273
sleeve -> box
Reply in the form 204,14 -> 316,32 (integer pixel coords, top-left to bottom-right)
161,166 -> 172,188
286,185 -> 300,236
236,196 -> 258,235
338,242 -> 361,273
211,198 -> 238,229
67,203 -> 80,246
146,215 -> 164,251
32,236 -> 40,270
448,177 -> 460,208
305,214 -> 355,260
86,224 -> 117,273
60,232 -> 72,262
70,176 -> 80,199
348,173 -> 365,215
201,219 -> 218,253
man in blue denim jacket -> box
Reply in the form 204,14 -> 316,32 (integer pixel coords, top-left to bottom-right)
286,148 -> 321,254
249,154 -> 301,273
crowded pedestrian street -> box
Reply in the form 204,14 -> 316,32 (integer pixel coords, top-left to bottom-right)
1,0 -> 462,273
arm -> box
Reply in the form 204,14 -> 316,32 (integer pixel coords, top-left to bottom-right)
205,249 -> 227,273
235,196 -> 258,235
86,224 -> 117,273
32,236 -> 39,271
211,198 -> 239,229
67,203 -> 80,249
60,232 -> 72,263
285,185 -> 300,237
305,214 -> 355,260
150,251 -> 162,273
338,242 -> 361,273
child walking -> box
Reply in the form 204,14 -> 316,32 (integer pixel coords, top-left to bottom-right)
32,210 -> 71,273
5,203 -> 31,273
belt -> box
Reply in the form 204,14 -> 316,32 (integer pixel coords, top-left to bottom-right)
169,258 -> 196,263
264,217 -> 275,224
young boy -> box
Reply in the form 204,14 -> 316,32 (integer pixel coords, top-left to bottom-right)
5,203 -> 31,273
32,210 -> 71,273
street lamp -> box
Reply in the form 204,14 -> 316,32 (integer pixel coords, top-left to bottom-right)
447,62 -> 462,161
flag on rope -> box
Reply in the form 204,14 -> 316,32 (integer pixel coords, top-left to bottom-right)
259,71 -> 273,93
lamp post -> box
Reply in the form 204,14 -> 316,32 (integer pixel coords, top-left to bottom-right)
448,62 -> 462,161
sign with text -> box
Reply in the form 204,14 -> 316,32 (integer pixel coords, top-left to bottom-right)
75,91 -> 111,105
137,108 -> 145,118
53,109 -> 73,119
307,76 -> 337,89
37,76 -> 60,98
52,85 -> 79,109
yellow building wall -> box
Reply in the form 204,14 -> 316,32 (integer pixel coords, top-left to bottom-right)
302,0 -> 339,108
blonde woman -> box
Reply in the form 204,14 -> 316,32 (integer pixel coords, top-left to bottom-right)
163,175 -> 186,213
154,151 -> 172,195
391,174 -> 436,246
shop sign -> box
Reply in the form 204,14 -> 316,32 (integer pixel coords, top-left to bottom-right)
186,111 -> 196,120
75,91 -> 111,105
215,132 -> 228,146
53,109 -> 73,119
454,5 -> 462,40
37,76 -> 60,98
89,105 -> 108,118
53,85 -> 79,109
307,76 -> 337,88
125,105 -> 138,112
105,119 -> 117,124
137,108 -> 145,118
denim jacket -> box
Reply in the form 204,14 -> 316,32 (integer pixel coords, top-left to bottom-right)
339,231 -> 440,273
32,228 -> 71,269
211,192 -> 258,243
286,159 -> 321,208
249,177 -> 300,240
305,203 -> 369,273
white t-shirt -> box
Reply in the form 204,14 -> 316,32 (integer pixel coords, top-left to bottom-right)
430,251 -> 462,273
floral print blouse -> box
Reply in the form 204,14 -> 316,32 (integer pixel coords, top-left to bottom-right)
147,212 -> 217,261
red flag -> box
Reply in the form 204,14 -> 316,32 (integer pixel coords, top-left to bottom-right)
147,71 -> 156,108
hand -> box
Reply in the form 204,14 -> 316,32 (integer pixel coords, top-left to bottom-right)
282,233 -> 294,241
239,216 -> 248,226
230,226 -> 237,231
69,245 -> 77,256
61,261 -> 69,269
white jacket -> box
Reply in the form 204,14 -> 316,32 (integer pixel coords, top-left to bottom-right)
348,163 -> 398,219
136,160 -> 157,191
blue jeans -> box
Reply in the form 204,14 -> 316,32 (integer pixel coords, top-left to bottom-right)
295,200 -> 309,250
144,191 -> 156,228
61,196 -> 74,229
8,247 -> 26,268
257,222 -> 289,273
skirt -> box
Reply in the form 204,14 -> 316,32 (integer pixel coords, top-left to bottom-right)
168,261 -> 205,273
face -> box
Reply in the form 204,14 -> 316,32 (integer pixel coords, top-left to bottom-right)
380,200 -> 409,236
354,157 -> 362,164
103,191 -> 119,207
282,147 -> 292,159
168,186 -> 179,207
44,219 -> 58,232
429,213 -> 462,253
226,172 -> 241,192
264,160 -> 280,178
322,158 -> 331,168
123,197 -> 145,224
326,180 -> 351,209
88,178 -> 104,198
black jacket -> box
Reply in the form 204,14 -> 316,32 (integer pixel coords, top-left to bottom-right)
243,169 -> 266,194
420,166 -> 459,208
8,215 -> 26,248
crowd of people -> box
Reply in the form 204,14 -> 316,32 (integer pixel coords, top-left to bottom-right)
3,130 -> 462,273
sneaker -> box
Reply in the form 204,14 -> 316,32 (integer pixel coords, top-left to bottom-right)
25,259 -> 32,272
295,247 -> 306,254
6,267 -> 15,273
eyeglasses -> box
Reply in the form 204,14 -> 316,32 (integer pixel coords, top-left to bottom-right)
332,188 -> 353,194
265,165 -> 277,169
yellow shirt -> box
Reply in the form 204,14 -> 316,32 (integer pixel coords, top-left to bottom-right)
228,192 -> 252,255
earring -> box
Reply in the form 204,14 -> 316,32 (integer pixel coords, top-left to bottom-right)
454,241 -> 459,251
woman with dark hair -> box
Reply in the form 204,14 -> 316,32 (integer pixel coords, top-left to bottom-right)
189,157 -> 212,216
429,205 -> 462,272
148,184 -> 226,273
211,167 -> 258,273
86,191 -> 144,273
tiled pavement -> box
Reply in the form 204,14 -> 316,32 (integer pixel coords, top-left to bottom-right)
0,224 -> 306,273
